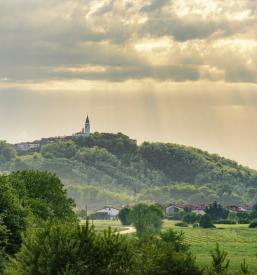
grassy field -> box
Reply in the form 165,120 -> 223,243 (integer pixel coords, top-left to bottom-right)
163,220 -> 257,273
87,219 -> 257,273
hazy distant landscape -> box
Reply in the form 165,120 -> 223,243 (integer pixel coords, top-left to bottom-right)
1,132 -> 257,211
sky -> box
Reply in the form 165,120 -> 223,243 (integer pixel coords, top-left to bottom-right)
1,0 -> 257,168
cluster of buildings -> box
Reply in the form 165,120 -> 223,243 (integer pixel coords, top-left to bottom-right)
164,203 -> 250,217
14,116 -> 91,153
92,203 -> 251,220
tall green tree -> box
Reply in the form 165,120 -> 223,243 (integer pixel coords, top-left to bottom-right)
118,207 -> 132,226
205,201 -> 229,221
130,203 -> 163,237
8,170 -> 76,222
0,176 -> 27,255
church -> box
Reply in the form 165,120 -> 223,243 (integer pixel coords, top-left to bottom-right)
74,115 -> 91,137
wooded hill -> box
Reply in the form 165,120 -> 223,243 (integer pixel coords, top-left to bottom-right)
1,133 -> 257,209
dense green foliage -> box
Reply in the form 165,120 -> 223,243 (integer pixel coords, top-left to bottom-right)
118,207 -> 132,226
205,201 -> 229,222
41,141 -> 77,159
2,132 -> 257,209
183,212 -> 200,224
210,244 -> 230,274
0,178 -> 27,255
75,132 -> 138,159
7,221 -> 135,275
7,170 -> 76,222
130,204 -> 164,237
0,170 -> 76,273
0,168 -> 256,274
199,214 -> 215,228
0,141 -> 16,165
7,221 -> 203,275
248,219 -> 257,228
135,230 -> 202,275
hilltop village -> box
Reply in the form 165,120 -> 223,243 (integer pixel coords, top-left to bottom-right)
15,115 -> 91,153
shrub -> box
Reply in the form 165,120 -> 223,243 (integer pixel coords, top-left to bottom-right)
182,212 -> 200,224
199,214 -> 215,228
135,232 -> 202,275
249,219 -> 257,228
160,229 -> 189,252
210,243 -> 230,274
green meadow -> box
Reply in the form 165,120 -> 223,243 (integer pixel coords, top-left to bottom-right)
89,219 -> 257,273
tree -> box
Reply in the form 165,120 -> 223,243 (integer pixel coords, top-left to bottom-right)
135,230 -> 202,275
8,170 -> 76,222
130,203 -> 163,238
73,132 -> 138,160
210,243 -> 230,274
6,221 -> 135,275
249,219 -> 257,228
205,201 -> 229,221
0,141 -> 16,164
182,212 -> 200,224
252,202 -> 257,211
199,214 -> 215,228
0,176 -> 27,255
0,220 -> 9,272
118,207 -> 131,225
41,141 -> 77,159
160,229 -> 189,253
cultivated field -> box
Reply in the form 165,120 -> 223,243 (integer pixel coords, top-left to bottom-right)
163,220 -> 257,273
86,219 -> 257,273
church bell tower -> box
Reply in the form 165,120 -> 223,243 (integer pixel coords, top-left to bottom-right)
84,115 -> 90,137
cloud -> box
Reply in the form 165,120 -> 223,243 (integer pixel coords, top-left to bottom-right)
140,0 -> 170,12
0,0 -> 257,83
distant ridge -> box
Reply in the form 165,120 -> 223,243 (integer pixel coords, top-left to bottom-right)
1,132 -> 257,209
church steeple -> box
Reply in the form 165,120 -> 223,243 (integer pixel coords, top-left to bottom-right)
84,115 -> 90,137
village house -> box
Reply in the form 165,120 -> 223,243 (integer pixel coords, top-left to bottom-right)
165,204 -> 184,216
95,206 -> 121,219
